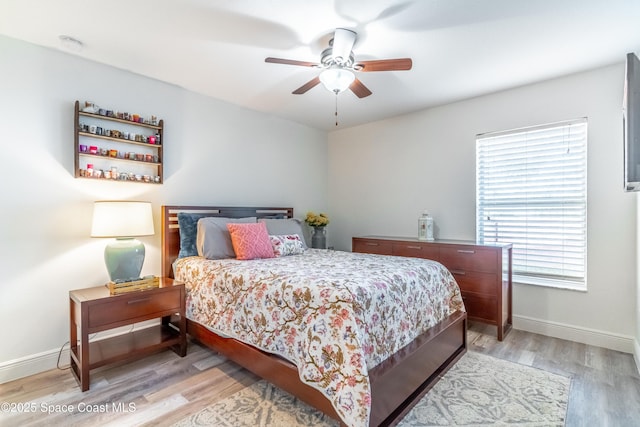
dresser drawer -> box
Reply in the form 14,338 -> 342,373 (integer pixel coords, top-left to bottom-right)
461,292 -> 497,324
352,238 -> 393,255
440,247 -> 498,273
392,242 -> 439,260
88,288 -> 181,329
450,270 -> 498,296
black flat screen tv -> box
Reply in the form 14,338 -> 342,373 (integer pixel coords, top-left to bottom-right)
624,52 -> 640,191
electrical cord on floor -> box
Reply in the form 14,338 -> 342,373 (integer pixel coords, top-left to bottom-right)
56,325 -> 134,370
57,341 -> 70,370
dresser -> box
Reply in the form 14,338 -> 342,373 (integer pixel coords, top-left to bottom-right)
353,236 -> 512,341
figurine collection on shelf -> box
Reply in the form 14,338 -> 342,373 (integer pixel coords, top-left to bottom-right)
76,100 -> 162,184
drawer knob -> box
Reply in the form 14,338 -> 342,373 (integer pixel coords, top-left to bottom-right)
365,242 -> 379,246
450,270 -> 466,275
457,250 -> 475,254
406,245 -> 421,250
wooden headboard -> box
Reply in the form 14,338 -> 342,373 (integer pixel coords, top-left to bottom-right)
161,205 -> 294,279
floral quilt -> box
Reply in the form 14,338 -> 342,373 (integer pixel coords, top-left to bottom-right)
174,249 -> 464,427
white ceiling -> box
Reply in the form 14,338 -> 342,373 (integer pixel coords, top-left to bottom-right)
1,0 -> 640,131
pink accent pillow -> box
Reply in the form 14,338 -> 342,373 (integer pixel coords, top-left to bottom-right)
227,222 -> 275,260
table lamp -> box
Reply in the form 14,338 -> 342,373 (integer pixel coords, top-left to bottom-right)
91,201 -> 154,282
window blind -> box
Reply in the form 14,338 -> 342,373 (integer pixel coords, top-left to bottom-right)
476,119 -> 587,289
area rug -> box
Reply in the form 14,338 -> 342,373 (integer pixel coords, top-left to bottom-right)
172,351 -> 571,427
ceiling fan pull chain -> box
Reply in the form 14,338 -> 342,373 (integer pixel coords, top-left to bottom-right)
335,94 -> 339,126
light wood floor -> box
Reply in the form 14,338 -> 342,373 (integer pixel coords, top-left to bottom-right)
1,322 -> 639,426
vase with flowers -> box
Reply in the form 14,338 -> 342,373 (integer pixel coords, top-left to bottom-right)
305,211 -> 330,249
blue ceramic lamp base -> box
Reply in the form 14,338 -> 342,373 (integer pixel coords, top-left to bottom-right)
104,237 -> 145,282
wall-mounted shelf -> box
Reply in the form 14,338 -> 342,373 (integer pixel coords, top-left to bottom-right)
73,100 -> 164,184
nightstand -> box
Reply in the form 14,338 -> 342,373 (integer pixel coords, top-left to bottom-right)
69,277 -> 186,391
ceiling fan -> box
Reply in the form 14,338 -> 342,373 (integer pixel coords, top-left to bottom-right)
265,28 -> 412,98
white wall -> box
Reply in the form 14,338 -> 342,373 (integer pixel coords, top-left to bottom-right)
2,32 -> 636,382
328,64 -> 637,352
636,195 -> 640,370
0,35 -> 328,381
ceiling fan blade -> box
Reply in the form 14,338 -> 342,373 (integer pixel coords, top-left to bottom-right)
356,58 -> 413,72
292,77 -> 321,94
265,57 -> 320,67
349,78 -> 372,98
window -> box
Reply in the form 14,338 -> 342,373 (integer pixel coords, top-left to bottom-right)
476,119 -> 587,290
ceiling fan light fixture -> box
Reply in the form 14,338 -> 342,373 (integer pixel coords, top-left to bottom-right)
319,67 -> 355,94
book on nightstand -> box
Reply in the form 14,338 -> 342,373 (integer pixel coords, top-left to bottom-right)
106,276 -> 160,295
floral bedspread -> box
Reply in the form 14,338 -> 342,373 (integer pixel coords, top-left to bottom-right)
174,249 -> 464,427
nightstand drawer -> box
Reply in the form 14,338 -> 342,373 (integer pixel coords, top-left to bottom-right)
89,288 -> 181,328
440,247 -> 498,273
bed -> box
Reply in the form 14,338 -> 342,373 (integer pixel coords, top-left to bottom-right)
161,205 -> 467,427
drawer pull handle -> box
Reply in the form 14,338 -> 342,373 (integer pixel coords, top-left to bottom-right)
406,245 -> 421,249
450,270 -> 466,275
365,242 -> 379,246
128,297 -> 151,305
457,250 -> 475,254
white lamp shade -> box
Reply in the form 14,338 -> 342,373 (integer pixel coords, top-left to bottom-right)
319,67 -> 355,94
91,201 -> 154,237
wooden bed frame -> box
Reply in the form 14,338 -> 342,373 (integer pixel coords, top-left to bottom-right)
161,205 -> 467,426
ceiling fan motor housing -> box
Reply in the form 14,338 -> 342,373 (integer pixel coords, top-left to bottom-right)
321,47 -> 354,68
329,28 -> 357,66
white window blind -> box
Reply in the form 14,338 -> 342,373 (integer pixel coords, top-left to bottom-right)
476,119 -> 587,290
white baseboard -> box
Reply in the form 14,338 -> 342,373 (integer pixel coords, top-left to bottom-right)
634,339 -> 640,375
0,346 -> 71,384
513,315 -> 635,354
0,320 -> 158,385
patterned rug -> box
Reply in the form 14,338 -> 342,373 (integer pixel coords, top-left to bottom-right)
173,351 -> 571,427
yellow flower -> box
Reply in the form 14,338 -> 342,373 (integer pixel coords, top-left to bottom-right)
305,211 -> 330,227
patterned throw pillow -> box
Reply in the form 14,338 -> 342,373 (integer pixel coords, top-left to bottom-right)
269,234 -> 306,257
226,222 -> 275,260
259,218 -> 308,248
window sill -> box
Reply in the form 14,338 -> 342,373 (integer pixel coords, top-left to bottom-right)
513,275 -> 587,292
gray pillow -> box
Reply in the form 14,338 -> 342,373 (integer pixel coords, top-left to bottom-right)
197,217 -> 257,259
259,218 -> 308,248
